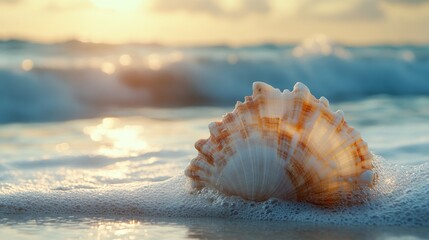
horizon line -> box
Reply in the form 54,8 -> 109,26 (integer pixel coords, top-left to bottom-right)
1,37 -> 429,47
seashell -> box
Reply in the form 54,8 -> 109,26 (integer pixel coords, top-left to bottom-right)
185,82 -> 376,206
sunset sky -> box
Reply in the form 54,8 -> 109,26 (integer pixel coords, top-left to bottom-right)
1,0 -> 429,45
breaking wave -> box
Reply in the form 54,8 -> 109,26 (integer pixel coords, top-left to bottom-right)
1,37 -> 429,123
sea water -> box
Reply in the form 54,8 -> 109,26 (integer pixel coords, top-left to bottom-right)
0,36 -> 428,239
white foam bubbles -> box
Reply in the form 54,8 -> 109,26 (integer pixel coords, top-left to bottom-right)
0,157 -> 428,227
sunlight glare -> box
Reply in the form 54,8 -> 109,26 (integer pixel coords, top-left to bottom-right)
21,59 -> 33,71
101,62 -> 116,74
91,0 -> 141,12
91,220 -> 141,239
119,54 -> 132,66
147,54 -> 162,70
83,118 -> 148,157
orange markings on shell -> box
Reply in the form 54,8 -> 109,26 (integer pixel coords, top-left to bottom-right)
185,82 -> 376,206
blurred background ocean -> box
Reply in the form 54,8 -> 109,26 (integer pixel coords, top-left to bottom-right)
1,0 -> 429,239
1,36 -> 429,123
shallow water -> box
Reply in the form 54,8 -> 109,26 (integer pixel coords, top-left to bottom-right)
0,96 -> 429,239
1,38 -> 429,239
1,216 -> 428,240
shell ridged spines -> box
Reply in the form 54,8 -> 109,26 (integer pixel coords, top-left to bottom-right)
185,82 -> 376,206
252,81 -> 275,96
252,82 -> 286,119
293,82 -> 311,95
319,96 -> 330,107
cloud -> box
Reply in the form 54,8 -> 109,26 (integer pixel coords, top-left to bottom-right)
241,0 -> 270,14
328,0 -> 384,21
384,0 -> 429,5
152,0 -> 270,17
296,0 -> 429,21
152,0 -> 221,15
297,0 -> 384,21
0,0 -> 21,4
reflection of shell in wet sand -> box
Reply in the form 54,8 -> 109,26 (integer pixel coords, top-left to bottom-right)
185,82 -> 376,206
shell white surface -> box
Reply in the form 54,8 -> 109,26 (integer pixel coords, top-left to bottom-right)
185,82 -> 376,205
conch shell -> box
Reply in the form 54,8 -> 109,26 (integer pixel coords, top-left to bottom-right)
185,82 -> 376,206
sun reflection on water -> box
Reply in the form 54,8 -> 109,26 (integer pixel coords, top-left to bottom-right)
119,54 -> 132,66
101,62 -> 116,74
83,118 -> 148,157
21,59 -> 34,71
89,220 -> 142,240
382,177 -> 396,194
147,54 -> 162,70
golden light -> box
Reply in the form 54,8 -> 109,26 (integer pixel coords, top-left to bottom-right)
119,54 -> 132,66
168,51 -> 184,62
101,62 -> 116,74
89,220 -> 141,239
21,59 -> 33,71
382,177 -> 396,194
292,35 -> 335,58
302,35 -> 333,56
91,0 -> 141,12
147,54 -> 162,71
83,118 -> 148,157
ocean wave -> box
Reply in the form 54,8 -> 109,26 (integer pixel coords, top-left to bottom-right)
1,37 -> 429,123
0,70 -> 84,123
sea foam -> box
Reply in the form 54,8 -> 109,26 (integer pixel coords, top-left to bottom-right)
0,158 -> 427,227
